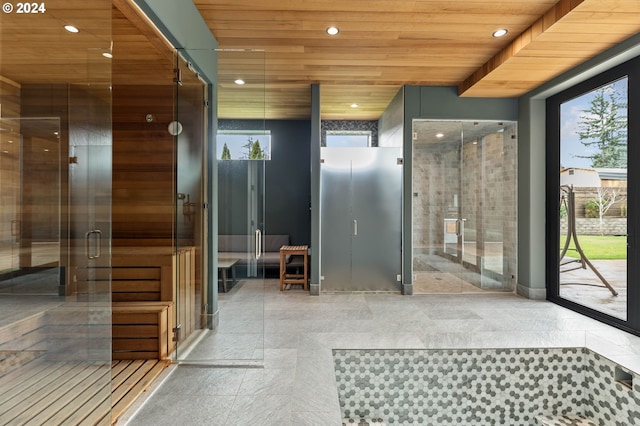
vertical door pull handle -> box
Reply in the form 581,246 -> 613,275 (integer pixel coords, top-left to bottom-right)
353,219 -> 358,236
85,230 -> 102,260
255,229 -> 262,259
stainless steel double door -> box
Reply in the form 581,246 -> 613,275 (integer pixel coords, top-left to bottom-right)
320,147 -> 402,291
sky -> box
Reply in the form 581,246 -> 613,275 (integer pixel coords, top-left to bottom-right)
560,78 -> 628,169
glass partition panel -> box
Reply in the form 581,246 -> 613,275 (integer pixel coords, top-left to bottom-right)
0,2 -> 112,424
412,120 -> 516,294
176,48 -> 265,365
213,48 -> 265,365
172,51 -> 207,362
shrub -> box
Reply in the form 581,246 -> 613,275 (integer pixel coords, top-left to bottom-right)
584,199 -> 600,218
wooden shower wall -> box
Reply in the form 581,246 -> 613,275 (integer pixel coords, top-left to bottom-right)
112,84 -> 175,245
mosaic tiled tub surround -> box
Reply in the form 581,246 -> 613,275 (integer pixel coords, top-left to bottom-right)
333,348 -> 640,426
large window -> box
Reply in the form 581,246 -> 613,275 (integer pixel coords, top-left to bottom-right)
546,56 -> 640,335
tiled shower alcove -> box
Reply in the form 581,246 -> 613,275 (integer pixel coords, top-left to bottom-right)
333,348 -> 640,425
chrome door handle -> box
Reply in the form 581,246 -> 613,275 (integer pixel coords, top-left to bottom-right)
255,229 -> 262,259
85,230 -> 102,259
353,219 -> 358,236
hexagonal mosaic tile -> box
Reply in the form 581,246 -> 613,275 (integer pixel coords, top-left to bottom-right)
333,348 -> 639,426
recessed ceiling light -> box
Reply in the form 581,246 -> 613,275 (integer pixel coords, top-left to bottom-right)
64,25 -> 79,33
436,133 -> 444,138
102,52 -> 113,59
492,28 -> 508,38
234,79 -> 245,85
350,103 -> 358,108
326,26 -> 339,36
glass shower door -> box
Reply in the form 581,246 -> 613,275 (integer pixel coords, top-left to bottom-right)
412,120 -> 516,293
412,121 -> 466,292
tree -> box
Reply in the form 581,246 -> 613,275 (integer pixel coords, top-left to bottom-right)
587,187 -> 624,236
576,85 -> 627,168
249,139 -> 264,160
243,137 -> 265,160
221,143 -> 231,160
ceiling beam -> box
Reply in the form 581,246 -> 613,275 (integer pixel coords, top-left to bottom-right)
459,0 -> 583,97
112,0 -> 176,66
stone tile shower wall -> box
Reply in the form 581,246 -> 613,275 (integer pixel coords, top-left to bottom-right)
412,143 -> 459,253
333,348 -> 640,426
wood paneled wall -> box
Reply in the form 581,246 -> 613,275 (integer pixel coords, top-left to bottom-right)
0,76 -> 20,118
112,77 -> 204,247
112,84 -> 175,244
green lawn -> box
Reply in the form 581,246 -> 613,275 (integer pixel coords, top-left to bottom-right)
562,235 -> 627,260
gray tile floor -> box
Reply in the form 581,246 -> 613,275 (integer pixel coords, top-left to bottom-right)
122,279 -> 640,426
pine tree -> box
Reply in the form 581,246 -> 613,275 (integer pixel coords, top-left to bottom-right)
576,85 -> 627,168
221,143 -> 231,160
249,139 -> 264,160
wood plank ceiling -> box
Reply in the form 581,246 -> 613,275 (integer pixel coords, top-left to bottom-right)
195,0 -> 640,120
2,1 -> 640,121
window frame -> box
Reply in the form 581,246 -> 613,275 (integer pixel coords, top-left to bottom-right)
545,55 -> 640,335
325,130 -> 372,148
216,129 -> 272,160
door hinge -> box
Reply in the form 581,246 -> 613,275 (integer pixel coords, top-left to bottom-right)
173,324 -> 182,342
174,68 -> 183,86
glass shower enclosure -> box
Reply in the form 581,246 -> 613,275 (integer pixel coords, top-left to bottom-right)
411,120 -> 517,293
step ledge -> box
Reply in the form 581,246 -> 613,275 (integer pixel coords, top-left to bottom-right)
536,414 -> 598,426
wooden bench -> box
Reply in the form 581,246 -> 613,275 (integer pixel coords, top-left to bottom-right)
112,302 -> 173,360
76,245 -> 196,360
112,246 -> 195,361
